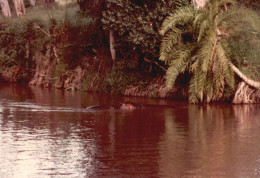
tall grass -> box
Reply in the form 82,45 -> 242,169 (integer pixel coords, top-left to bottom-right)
0,4 -> 95,70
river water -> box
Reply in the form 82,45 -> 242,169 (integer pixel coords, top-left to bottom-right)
0,83 -> 260,177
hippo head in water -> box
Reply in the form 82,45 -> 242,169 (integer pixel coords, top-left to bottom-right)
119,102 -> 142,110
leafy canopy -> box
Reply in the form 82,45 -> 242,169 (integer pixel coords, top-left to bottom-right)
102,0 -> 189,59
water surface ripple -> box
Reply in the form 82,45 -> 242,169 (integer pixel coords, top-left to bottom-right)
0,83 -> 260,177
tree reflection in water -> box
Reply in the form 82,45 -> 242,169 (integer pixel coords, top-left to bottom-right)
0,83 -> 260,177
159,104 -> 260,177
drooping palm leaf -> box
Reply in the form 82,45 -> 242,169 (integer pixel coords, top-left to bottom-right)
166,50 -> 192,89
160,0 -> 260,103
160,6 -> 195,36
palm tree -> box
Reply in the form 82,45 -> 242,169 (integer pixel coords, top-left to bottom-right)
160,0 -> 260,103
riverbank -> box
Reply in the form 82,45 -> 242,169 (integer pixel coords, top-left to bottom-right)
0,3 -> 259,103
0,5 -> 187,100
0,53 -> 188,100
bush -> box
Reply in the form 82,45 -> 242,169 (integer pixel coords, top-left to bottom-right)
0,4 -> 96,74
104,61 -> 150,94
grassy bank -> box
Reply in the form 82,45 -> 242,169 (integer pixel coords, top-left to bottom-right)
0,5 -> 177,98
0,2 -> 259,102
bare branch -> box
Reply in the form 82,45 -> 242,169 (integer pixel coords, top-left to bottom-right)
144,57 -> 167,72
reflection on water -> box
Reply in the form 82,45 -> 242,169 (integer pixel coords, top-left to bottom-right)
160,105 -> 260,177
0,83 -> 260,177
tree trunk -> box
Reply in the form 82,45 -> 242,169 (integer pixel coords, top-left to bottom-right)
192,0 -> 209,9
29,0 -> 36,6
230,63 -> 260,88
13,0 -> 26,17
0,0 -> 12,17
109,30 -> 116,63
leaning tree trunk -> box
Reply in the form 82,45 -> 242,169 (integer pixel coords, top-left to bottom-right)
13,0 -> 26,17
193,0 -> 260,103
230,64 -> 260,89
0,0 -> 12,17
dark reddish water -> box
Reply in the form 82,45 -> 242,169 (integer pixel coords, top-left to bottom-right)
0,83 -> 260,177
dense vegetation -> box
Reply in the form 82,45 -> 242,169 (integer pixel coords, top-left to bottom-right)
160,0 -> 260,103
0,6 -> 95,79
0,0 -> 259,103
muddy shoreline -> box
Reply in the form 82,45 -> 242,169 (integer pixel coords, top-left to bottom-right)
0,53 -> 188,100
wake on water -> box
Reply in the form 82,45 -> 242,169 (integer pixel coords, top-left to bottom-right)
0,99 -> 89,113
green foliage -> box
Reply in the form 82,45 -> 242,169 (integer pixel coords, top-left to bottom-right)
225,27 -> 260,81
104,61 -> 149,94
77,0 -> 104,20
80,67 -> 102,91
57,9 -> 97,68
0,5 -> 95,73
54,61 -> 67,78
0,19 -> 46,69
102,0 -> 189,60
160,0 -> 260,103
236,0 -> 260,11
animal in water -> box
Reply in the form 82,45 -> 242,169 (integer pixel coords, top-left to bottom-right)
119,101 -> 143,110
86,102 -> 143,110
86,101 -> 178,111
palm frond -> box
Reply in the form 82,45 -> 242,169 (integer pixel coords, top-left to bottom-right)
198,32 -> 217,73
207,0 -> 237,19
193,10 -> 206,29
160,0 -> 259,103
212,59 -> 225,100
160,30 -> 182,63
189,65 -> 207,102
204,72 -> 214,102
165,50 -> 191,89
216,43 -> 235,89
160,23 -> 196,64
195,38 -> 214,72
160,6 -> 195,36
197,19 -> 210,42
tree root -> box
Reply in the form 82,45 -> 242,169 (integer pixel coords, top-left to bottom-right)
233,81 -> 260,104
230,63 -> 260,104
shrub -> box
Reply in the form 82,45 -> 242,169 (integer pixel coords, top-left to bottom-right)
104,61 -> 150,94
0,4 -> 96,74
